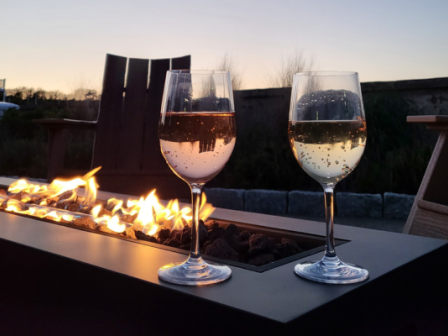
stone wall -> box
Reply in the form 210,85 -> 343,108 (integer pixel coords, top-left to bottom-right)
205,188 -> 415,220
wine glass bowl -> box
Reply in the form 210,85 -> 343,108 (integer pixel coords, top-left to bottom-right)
158,70 -> 235,286
289,71 -> 369,284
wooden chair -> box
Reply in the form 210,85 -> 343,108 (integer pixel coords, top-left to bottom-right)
404,115 -> 448,239
36,54 -> 191,200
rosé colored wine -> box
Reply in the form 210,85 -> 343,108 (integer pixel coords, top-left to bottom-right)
159,112 -> 236,184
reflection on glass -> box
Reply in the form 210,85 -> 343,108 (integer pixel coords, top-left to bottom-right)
158,70 -> 235,286
289,71 -> 369,284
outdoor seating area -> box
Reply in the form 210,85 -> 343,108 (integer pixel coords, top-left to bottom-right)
2,2 -> 448,335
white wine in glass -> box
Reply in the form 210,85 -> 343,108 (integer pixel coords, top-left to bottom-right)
158,70 -> 235,286
289,71 -> 369,284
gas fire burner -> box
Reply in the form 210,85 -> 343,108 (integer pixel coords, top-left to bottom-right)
0,176 -> 447,336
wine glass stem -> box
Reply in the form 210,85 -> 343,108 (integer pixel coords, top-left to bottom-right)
322,185 -> 336,258
189,183 -> 203,259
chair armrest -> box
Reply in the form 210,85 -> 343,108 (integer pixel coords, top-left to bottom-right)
35,119 -> 97,181
34,118 -> 97,130
407,115 -> 448,131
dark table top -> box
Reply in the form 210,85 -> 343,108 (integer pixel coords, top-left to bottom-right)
0,201 -> 446,325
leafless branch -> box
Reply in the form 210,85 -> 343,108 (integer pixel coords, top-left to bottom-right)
267,50 -> 315,88
216,53 -> 243,91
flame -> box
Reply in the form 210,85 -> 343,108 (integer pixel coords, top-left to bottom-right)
2,167 -> 216,239
107,198 -> 123,215
8,179 -> 47,194
91,204 -> 102,218
199,193 -> 215,221
107,215 -> 126,233
82,177 -> 98,206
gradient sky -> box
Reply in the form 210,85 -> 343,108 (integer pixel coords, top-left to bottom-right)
2,0 -> 448,93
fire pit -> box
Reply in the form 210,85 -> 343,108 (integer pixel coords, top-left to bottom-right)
0,168 -> 346,272
0,174 -> 447,335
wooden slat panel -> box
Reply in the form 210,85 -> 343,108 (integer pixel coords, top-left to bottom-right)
422,132 -> 448,206
141,58 -> 171,171
35,119 -> 97,129
405,131 -> 448,237
409,206 -> 448,239
171,55 -> 191,70
47,128 -> 69,181
116,58 -> 149,170
407,115 -> 448,123
92,54 -> 127,170
418,199 -> 448,216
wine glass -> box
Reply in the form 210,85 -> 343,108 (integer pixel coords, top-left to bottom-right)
158,70 -> 236,286
288,71 -> 369,284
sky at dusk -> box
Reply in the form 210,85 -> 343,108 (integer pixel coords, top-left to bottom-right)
2,0 -> 448,93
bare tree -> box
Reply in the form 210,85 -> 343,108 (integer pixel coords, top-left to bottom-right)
216,53 -> 243,91
267,50 -> 315,88
67,76 -> 101,100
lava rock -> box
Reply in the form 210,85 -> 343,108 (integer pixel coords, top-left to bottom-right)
202,240 -> 213,251
274,239 -> 303,259
228,234 -> 241,251
199,220 -> 209,244
248,233 -> 275,257
157,237 -> 166,244
181,227 -> 191,245
9,191 -> 24,201
163,239 -> 181,248
125,227 -> 136,239
65,203 -> 79,212
248,253 -> 275,266
121,213 -> 137,224
158,229 -> 171,240
147,236 -> 158,243
225,224 -> 239,236
170,229 -> 183,242
135,230 -> 152,242
239,230 -> 251,241
73,216 -> 96,230
236,240 -> 250,255
208,227 -> 228,242
203,238 -> 239,261
204,220 -> 220,230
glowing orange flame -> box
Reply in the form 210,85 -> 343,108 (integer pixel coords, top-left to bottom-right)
107,215 -> 126,233
2,167 -> 216,239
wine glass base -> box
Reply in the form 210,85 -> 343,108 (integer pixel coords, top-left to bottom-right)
158,257 -> 232,286
295,257 -> 368,284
